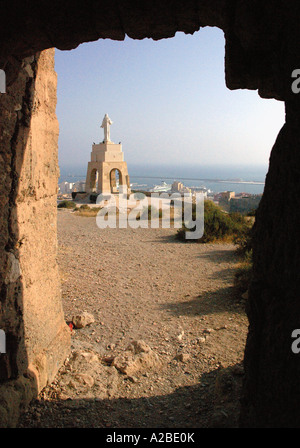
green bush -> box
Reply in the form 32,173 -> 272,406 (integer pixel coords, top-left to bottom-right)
233,225 -> 253,258
234,259 -> 253,293
234,220 -> 254,294
176,200 -> 248,243
247,208 -> 257,217
74,206 -> 102,216
57,200 -> 76,209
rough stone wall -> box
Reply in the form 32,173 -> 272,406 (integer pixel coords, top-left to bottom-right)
239,14 -> 300,426
0,49 -> 70,427
0,0 -> 288,100
0,0 -> 300,427
240,108 -> 300,427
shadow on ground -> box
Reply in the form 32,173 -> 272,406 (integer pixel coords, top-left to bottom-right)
197,248 -> 238,263
144,233 -> 182,244
19,365 -> 243,428
159,286 -> 245,317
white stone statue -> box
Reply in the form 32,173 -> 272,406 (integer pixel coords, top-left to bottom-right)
101,113 -> 113,142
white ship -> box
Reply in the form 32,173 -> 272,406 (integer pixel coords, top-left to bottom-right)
150,181 -> 172,193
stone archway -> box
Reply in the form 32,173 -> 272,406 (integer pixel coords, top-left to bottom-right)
1,0 -> 300,428
110,168 -> 122,193
89,168 -> 99,192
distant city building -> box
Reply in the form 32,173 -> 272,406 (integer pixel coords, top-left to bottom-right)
220,191 -> 236,201
214,190 -> 262,214
194,189 -> 208,198
171,181 -> 192,195
218,191 -> 235,211
58,180 -> 86,195
58,181 -> 74,194
230,195 -> 262,214
73,180 -> 86,192
235,192 -> 248,198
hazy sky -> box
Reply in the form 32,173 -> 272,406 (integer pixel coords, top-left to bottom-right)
55,27 -> 285,172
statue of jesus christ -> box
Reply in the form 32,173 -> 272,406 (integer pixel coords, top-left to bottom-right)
101,113 -> 113,142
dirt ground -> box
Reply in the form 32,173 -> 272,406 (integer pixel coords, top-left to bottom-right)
19,209 -> 249,428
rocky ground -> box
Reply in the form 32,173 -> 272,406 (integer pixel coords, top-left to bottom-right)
19,209 -> 248,428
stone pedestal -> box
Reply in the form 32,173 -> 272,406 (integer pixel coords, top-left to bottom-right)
85,141 -> 131,194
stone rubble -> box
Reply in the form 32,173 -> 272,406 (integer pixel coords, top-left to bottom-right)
72,312 -> 95,329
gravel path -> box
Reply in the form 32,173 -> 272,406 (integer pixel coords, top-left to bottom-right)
19,209 -> 248,428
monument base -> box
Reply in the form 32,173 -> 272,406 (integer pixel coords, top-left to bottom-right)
85,138 -> 131,195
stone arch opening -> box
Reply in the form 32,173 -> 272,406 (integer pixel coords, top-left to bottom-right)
110,168 -> 122,193
0,0 -> 300,428
89,168 -> 99,192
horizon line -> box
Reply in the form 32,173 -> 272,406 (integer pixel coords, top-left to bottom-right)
59,174 -> 265,185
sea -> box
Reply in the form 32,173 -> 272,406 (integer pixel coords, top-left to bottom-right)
59,164 -> 267,195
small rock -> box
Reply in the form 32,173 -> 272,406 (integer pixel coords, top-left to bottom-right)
68,380 -> 77,389
107,343 -> 116,351
74,373 -> 94,387
102,356 -> 115,365
197,337 -> 206,344
112,340 -> 161,376
127,340 -> 151,354
72,311 -> 95,329
58,393 -> 70,400
127,375 -> 138,383
177,331 -> 184,341
175,353 -> 190,363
